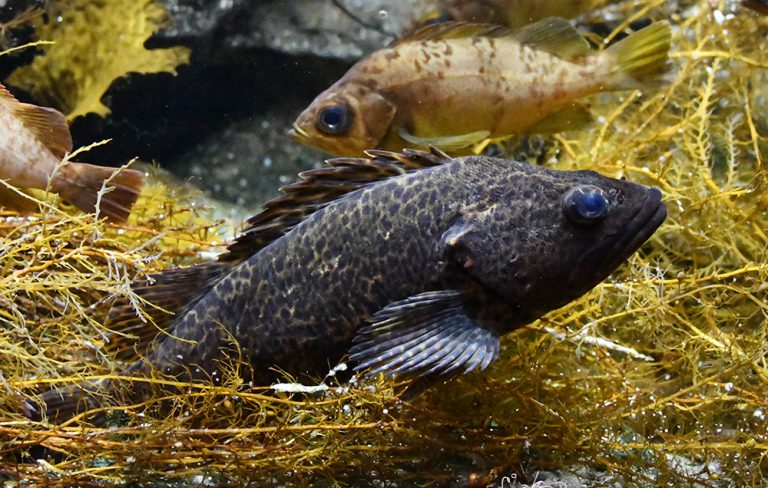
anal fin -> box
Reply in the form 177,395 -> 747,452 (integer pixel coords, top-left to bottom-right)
349,290 -> 500,378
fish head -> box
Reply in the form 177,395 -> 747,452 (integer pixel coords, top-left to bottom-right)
443,160 -> 667,321
290,82 -> 396,156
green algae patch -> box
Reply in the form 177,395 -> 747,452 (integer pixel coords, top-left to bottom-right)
2,1 -> 768,486
7,0 -> 190,120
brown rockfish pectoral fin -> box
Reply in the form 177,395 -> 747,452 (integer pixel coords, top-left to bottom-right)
399,127 -> 490,153
57,163 -> 145,223
349,290 -> 500,377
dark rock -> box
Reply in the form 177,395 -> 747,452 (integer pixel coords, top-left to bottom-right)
157,0 -> 438,61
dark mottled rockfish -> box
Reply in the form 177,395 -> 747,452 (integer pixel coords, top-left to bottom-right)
39,148 -> 666,422
290,19 -> 671,156
0,83 -> 144,222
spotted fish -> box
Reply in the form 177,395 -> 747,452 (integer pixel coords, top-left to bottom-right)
38,148 -> 666,422
290,18 -> 671,156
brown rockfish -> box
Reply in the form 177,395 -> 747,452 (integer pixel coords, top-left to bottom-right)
38,148 -> 666,423
442,0 -> 620,28
290,19 -> 671,156
0,83 -> 144,222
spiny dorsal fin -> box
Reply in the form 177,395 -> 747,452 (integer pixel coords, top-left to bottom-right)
512,17 -> 591,59
392,21 -> 514,46
0,82 -> 72,158
220,147 -> 450,263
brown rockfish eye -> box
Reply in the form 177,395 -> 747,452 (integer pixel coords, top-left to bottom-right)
562,185 -> 609,225
317,103 -> 352,135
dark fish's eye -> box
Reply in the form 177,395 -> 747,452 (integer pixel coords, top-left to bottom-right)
317,104 -> 352,135
562,185 -> 609,225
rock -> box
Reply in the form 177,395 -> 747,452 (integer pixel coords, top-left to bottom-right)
173,100 -> 328,212
157,0 -> 439,61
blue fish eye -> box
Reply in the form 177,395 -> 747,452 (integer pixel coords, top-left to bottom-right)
317,104 -> 352,135
562,186 -> 609,224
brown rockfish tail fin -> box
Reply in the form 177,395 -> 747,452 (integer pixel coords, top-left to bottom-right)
604,21 -> 672,90
57,162 -> 145,223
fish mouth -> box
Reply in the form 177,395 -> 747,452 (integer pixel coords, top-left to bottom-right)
601,187 -> 667,273
289,124 -> 310,145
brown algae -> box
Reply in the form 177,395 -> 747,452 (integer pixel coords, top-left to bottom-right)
0,0 -> 768,485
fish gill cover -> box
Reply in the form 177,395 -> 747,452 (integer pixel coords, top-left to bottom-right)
0,0 -> 767,486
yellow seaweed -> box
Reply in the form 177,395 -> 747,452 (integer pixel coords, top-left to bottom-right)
7,0 -> 190,120
1,1 -> 768,486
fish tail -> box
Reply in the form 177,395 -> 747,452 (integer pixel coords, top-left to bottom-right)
56,162 -> 145,223
603,21 -> 672,90
34,381 -> 108,425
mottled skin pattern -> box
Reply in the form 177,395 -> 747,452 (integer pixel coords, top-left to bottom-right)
123,155 -> 664,390
292,33 -> 605,156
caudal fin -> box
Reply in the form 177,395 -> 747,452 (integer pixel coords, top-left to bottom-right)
603,21 -> 672,90
34,381 -> 108,425
57,163 -> 145,223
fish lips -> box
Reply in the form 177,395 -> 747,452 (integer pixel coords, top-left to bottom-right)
598,187 -> 667,275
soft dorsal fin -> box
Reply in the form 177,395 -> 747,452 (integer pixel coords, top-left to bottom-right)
220,147 -> 450,263
512,17 -> 591,58
0,82 -> 73,158
392,21 -> 514,46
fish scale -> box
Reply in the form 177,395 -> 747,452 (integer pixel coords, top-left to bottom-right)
37,149 -> 666,423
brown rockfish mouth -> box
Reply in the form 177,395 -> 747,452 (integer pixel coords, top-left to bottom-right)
602,188 -> 666,273
288,124 -> 310,145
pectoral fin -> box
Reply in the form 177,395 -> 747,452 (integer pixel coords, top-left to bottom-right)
525,104 -> 594,134
349,290 -> 500,377
399,127 -> 490,152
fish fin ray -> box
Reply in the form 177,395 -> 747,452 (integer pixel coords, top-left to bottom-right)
104,262 -> 230,360
603,21 -> 672,90
349,290 -> 500,378
220,148 -> 450,263
392,21 -> 514,46
512,17 -> 591,58
36,381 -> 108,425
0,83 -> 73,158
57,163 -> 145,223
525,104 -> 594,134
399,127 -> 490,152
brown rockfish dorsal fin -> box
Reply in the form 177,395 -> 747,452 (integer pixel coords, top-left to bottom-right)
391,21 -> 514,46
0,83 -> 73,158
220,147 -> 450,263
512,17 -> 592,59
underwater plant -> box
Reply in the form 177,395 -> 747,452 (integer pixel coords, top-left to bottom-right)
0,0 -> 767,486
